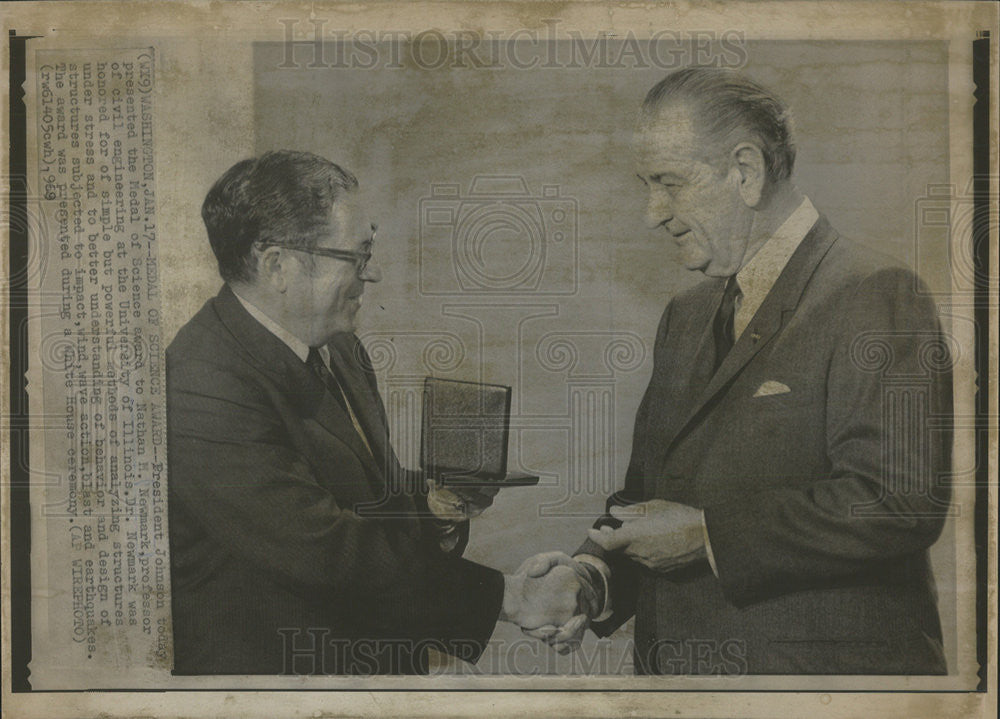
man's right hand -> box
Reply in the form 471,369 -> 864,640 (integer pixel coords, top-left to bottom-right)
517,551 -> 601,654
500,553 -> 599,631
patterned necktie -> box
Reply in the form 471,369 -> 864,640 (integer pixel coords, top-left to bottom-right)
306,347 -> 347,412
713,276 -> 742,372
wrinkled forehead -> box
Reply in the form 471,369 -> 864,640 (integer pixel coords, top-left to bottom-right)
631,103 -> 715,171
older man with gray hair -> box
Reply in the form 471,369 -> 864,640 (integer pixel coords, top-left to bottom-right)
525,66 -> 952,675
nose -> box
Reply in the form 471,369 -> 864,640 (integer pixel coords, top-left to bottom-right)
360,260 -> 382,283
644,186 -> 673,230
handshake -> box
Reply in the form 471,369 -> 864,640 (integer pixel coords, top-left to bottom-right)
430,479 -> 707,653
498,551 -> 604,654
426,482 -> 604,652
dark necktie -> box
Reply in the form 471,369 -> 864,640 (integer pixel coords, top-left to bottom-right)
713,276 -> 742,372
306,347 -> 347,412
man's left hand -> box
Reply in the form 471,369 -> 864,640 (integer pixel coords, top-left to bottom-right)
587,499 -> 707,572
426,478 -> 500,522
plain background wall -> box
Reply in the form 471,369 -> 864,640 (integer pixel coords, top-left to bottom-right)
164,38 -> 957,674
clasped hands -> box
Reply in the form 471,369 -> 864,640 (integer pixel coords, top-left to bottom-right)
499,552 -> 600,654
427,482 -> 707,653
509,500 -> 708,653
426,480 -> 598,651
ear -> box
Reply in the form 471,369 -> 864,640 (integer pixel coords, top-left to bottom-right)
730,142 -> 767,208
257,247 -> 288,293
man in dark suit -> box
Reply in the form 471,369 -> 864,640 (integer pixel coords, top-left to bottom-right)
525,67 -> 952,675
167,150 -> 595,675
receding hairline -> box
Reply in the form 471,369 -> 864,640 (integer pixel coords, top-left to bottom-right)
632,99 -> 737,168
636,68 -> 797,182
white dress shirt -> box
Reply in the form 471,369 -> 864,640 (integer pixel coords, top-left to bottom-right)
734,196 -> 819,341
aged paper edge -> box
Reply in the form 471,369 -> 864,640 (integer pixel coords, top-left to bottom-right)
2,1 -> 997,717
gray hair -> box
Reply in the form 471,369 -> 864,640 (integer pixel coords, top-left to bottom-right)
201,150 -> 359,284
642,67 -> 796,183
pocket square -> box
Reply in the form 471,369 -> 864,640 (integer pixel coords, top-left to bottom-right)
753,380 -> 791,397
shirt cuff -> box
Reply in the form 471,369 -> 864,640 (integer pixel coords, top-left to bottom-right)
574,553 -> 614,622
702,510 -> 719,577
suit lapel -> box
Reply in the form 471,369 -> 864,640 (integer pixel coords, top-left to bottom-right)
644,282 -> 723,461
664,217 -> 839,456
212,286 -> 386,489
328,333 -> 418,525
328,333 -> 401,477
310,380 -> 386,488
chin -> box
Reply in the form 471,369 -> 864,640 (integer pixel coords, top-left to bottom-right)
699,256 -> 738,278
683,257 -> 712,274
701,267 -> 730,278
679,248 -> 712,274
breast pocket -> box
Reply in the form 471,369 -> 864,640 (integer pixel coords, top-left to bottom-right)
745,375 -> 821,409
720,380 -> 827,478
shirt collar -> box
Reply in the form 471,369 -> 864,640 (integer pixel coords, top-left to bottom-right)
231,288 -> 330,366
735,196 -> 819,316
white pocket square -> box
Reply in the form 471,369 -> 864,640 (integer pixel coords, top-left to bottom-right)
753,380 -> 791,398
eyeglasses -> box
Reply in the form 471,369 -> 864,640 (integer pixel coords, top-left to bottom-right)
255,228 -> 376,276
